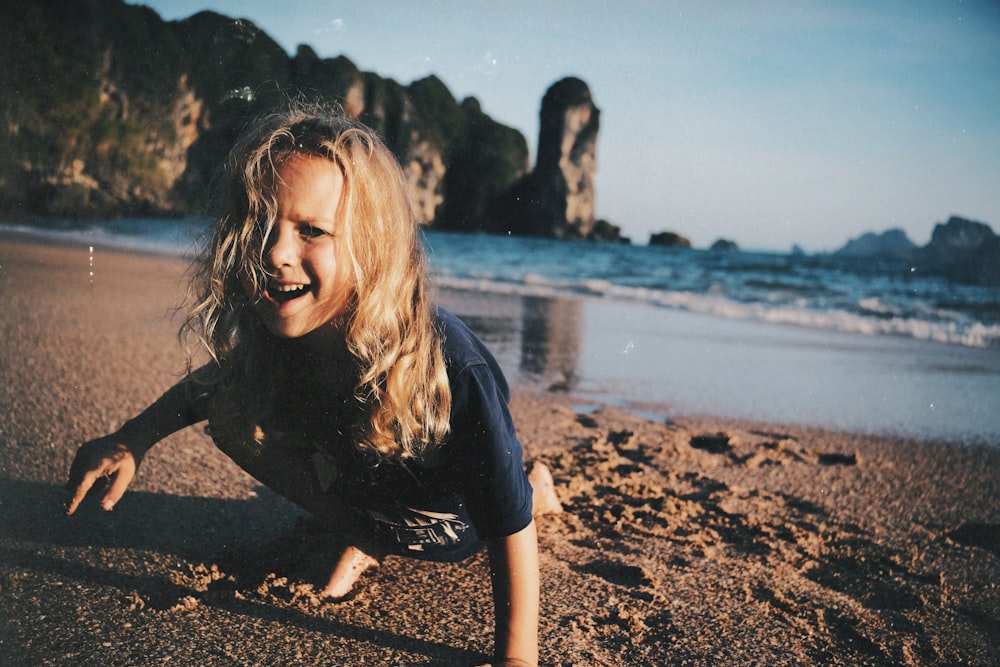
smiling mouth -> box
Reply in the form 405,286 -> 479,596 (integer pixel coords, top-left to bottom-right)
267,283 -> 310,304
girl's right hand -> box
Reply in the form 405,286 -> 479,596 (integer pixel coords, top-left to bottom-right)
64,435 -> 139,515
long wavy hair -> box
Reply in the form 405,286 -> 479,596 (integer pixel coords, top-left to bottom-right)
182,104 -> 452,460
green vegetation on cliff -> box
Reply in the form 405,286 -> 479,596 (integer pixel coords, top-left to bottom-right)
0,0 -> 529,229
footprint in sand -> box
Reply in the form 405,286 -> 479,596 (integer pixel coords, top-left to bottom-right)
946,522 -> 1000,557
689,433 -> 732,454
574,559 -> 657,602
606,429 -> 654,465
816,452 -> 858,466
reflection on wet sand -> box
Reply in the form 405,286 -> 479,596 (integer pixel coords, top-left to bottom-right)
439,282 -> 1000,443
520,296 -> 581,390
436,287 -> 582,392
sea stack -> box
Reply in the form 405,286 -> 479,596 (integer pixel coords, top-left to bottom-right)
501,77 -> 607,239
535,77 -> 600,238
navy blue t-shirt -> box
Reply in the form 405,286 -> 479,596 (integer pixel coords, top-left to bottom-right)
197,309 -> 532,561
309,309 -> 534,561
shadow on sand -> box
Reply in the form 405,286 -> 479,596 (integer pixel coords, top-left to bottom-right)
0,477 -> 487,666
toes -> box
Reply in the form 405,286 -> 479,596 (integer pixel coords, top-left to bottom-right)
320,545 -> 380,600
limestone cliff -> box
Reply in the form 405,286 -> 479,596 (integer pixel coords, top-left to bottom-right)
922,216 -> 996,266
0,0 -> 528,229
536,77 -> 600,237
498,78 -> 619,240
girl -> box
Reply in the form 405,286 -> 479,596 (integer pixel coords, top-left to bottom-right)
65,105 -> 558,667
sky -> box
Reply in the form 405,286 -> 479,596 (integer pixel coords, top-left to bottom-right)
133,0 -> 1000,251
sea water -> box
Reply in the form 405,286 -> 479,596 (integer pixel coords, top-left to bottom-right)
423,231 -> 1000,349
3,220 -> 998,442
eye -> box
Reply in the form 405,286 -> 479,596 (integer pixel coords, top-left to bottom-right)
300,224 -> 329,239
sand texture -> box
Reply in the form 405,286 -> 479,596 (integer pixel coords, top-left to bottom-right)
1,237 -> 998,666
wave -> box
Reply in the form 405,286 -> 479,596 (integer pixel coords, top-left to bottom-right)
431,273 -> 1000,348
6,221 -> 999,349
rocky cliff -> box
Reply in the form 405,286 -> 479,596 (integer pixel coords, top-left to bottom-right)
1,0 -> 569,236
495,78 -> 619,241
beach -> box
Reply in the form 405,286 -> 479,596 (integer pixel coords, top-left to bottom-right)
1,236 -> 998,665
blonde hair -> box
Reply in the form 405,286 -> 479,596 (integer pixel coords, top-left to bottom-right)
183,103 -> 451,460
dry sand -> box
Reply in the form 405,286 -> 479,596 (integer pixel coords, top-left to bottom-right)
1,236 -> 998,666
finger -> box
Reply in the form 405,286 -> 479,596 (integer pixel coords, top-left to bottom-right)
65,469 -> 101,516
101,462 -> 135,511
66,441 -> 108,492
65,451 -> 94,493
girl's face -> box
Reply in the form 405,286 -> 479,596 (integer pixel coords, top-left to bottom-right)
250,153 -> 354,339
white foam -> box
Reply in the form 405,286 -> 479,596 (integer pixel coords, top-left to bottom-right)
431,273 -> 1000,348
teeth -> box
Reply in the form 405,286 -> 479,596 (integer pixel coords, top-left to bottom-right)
273,284 -> 307,292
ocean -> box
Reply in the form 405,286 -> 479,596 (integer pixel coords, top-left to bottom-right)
3,218 -> 999,443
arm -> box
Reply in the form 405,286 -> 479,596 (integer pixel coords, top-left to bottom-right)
65,373 -> 210,515
486,520 -> 540,667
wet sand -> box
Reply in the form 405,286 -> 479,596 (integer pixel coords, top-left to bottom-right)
1,236 -> 998,665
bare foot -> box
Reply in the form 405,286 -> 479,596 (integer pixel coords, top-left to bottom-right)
529,462 -> 563,516
319,544 -> 380,600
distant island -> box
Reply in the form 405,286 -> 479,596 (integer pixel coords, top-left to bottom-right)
642,216 -> 998,286
831,216 -> 998,286
0,0 -> 622,241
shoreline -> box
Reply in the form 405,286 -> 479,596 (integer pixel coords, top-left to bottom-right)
436,279 -> 1000,447
2,236 -> 999,664
8,226 -> 998,444
4,224 -> 1000,445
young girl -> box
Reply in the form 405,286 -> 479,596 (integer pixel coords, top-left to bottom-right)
65,105 -> 558,667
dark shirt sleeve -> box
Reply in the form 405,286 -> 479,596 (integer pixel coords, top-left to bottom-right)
444,318 -> 534,542
181,364 -> 216,424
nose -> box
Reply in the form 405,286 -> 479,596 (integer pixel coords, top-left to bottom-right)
265,223 -> 299,269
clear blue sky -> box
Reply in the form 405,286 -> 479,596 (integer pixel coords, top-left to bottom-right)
134,0 -> 1000,251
